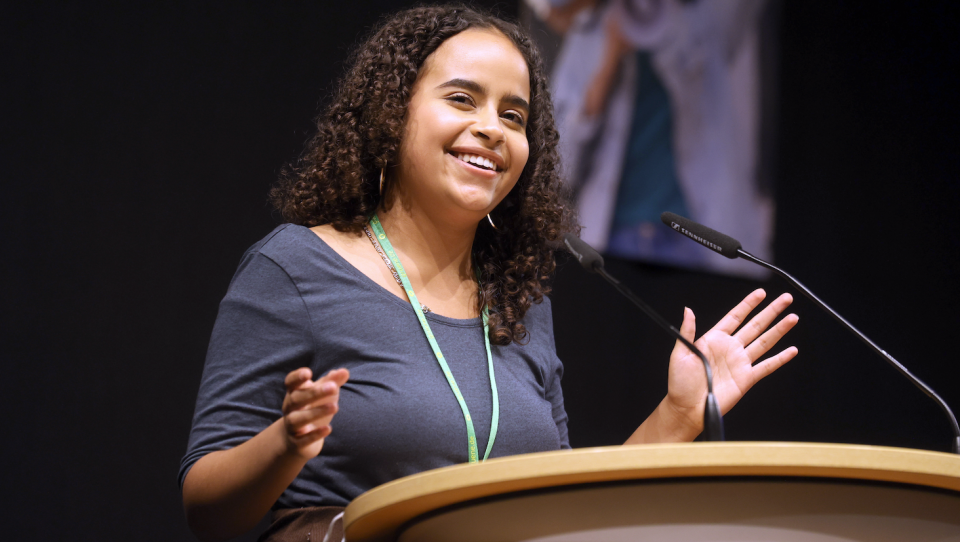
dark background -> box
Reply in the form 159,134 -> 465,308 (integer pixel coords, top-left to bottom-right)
3,1 -> 957,540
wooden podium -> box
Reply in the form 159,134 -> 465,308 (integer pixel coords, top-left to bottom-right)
343,443 -> 960,541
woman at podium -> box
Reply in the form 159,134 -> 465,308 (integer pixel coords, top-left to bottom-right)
179,5 -> 798,541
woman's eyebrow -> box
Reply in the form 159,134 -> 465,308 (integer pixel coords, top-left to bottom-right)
436,78 -> 530,112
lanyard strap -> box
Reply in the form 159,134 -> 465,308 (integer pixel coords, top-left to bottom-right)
369,214 -> 499,463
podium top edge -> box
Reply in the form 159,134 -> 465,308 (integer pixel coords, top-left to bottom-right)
344,442 -> 960,540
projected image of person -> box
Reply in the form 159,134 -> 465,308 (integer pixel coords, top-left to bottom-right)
533,0 -> 775,276
179,6 -> 798,541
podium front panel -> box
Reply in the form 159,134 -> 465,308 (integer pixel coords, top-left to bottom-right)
399,478 -> 960,542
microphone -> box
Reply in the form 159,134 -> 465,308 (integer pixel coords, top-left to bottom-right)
562,234 -> 725,441
562,233 -> 605,271
660,212 -> 960,454
661,212 -> 741,258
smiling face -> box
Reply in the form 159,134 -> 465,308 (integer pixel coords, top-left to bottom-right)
391,28 -> 531,226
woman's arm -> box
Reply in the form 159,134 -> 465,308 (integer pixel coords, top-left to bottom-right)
626,289 -> 799,444
182,368 -> 349,542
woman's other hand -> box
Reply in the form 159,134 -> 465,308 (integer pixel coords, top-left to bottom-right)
626,289 -> 798,444
664,289 -> 799,438
183,367 -> 351,541
282,368 -> 350,459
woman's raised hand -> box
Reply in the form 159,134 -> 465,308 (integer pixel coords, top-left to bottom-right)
282,367 -> 350,459
663,289 -> 799,437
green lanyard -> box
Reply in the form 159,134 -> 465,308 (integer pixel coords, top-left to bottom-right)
369,214 -> 499,463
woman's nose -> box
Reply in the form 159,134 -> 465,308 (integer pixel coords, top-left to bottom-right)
471,106 -> 505,145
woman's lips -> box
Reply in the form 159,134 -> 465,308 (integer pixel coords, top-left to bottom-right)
449,152 -> 500,177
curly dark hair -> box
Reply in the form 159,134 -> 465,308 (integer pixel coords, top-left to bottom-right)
271,4 -> 577,345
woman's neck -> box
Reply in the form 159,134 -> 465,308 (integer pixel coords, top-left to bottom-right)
375,202 -> 479,313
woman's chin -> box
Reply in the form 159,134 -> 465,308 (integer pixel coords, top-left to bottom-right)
452,195 -> 500,218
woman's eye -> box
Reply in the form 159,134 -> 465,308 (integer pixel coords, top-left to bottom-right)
503,111 -> 526,127
447,93 -> 474,106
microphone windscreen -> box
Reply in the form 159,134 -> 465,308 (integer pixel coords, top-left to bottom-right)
660,212 -> 742,258
562,233 -> 605,272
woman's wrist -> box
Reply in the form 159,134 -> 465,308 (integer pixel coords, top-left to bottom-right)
625,396 -> 702,445
656,396 -> 703,443
273,417 -> 322,464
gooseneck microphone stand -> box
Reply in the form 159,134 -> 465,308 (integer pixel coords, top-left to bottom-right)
563,234 -> 724,441
736,248 -> 960,455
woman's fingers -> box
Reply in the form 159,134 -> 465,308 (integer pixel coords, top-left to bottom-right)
670,307 -> 697,359
745,312 -> 799,362
680,307 -> 696,341
752,346 -> 800,381
279,368 -> 349,456
284,367 -> 313,391
287,381 -> 336,409
285,403 -> 340,436
282,368 -> 350,415
712,289 -> 767,335
288,425 -> 332,447
735,293 -> 794,346
323,368 -> 350,387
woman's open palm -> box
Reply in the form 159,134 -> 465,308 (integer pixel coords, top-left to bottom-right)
665,289 -> 799,431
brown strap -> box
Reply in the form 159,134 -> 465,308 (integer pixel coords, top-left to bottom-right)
258,506 -> 346,542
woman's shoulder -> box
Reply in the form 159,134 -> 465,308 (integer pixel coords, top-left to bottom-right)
249,223 -> 319,259
225,224 -> 341,288
525,295 -> 553,318
234,223 -> 388,298
241,223 -> 352,270
520,295 -> 556,343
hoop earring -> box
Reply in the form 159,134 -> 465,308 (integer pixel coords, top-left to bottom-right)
379,167 -> 386,197
486,213 -> 497,230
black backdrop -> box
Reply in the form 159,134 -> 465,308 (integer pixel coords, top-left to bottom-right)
3,1 -> 958,540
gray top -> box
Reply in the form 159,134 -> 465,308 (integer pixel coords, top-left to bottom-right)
179,224 -> 569,508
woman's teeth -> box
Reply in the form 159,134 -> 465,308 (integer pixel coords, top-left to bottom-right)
455,153 -> 497,171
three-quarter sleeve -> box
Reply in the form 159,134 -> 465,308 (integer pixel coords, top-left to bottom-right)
178,248 -> 314,488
